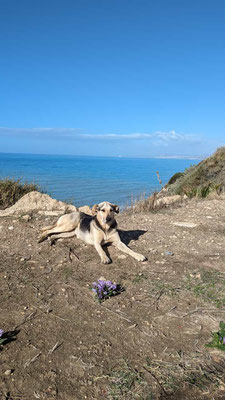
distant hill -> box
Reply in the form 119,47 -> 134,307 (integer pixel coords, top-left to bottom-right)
167,147 -> 225,197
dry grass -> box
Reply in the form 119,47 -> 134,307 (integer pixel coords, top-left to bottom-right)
125,192 -> 167,214
0,178 -> 41,210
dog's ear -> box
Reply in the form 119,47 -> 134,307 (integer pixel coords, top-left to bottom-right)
92,204 -> 99,216
112,204 -> 119,214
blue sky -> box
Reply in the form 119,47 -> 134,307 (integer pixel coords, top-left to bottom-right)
0,0 -> 225,157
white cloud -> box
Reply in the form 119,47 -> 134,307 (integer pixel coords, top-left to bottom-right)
0,127 -> 201,144
0,127 -> 83,138
81,130 -> 201,144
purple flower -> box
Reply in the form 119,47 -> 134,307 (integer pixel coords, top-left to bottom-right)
223,337 -> 225,345
91,279 -> 123,302
0,329 -> 4,337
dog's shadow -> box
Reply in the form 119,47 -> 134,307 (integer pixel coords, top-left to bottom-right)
118,229 -> 147,245
103,229 -> 147,261
0,330 -> 19,350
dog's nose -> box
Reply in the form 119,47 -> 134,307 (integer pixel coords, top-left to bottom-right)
106,216 -> 111,222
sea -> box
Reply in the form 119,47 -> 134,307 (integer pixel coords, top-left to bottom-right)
0,153 -> 200,208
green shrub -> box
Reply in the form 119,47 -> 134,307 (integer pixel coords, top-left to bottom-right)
167,172 -> 184,185
167,147 -> 225,198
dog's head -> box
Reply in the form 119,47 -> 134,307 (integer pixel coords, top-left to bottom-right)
92,201 -> 119,224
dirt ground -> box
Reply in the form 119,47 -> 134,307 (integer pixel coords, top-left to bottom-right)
0,195 -> 225,400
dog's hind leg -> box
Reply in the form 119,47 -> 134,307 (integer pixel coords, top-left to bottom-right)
50,231 -> 76,241
38,212 -> 80,243
49,231 -> 76,245
41,224 -> 57,232
38,224 -> 76,243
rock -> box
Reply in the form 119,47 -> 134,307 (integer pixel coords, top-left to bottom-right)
21,214 -> 31,222
172,222 -> 198,228
4,369 -> 14,375
156,195 -> 182,207
8,226 -> 14,230
38,210 -> 67,216
78,205 -> 92,215
0,191 -> 77,217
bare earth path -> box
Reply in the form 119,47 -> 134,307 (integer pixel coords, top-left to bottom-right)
0,196 -> 225,399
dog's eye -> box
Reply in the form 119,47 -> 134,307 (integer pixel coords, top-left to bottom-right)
101,209 -> 105,212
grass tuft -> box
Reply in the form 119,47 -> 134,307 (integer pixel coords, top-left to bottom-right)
0,178 -> 41,210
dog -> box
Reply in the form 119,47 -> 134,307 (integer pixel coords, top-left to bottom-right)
38,201 -> 147,264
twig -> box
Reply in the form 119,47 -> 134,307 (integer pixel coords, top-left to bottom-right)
14,310 -> 37,330
69,247 -> 80,262
143,366 -> 169,396
167,305 -> 177,313
24,352 -> 41,368
56,281 -> 78,290
70,355 -> 94,369
151,289 -> 164,307
48,341 -> 63,355
182,307 -> 224,318
38,266 -> 53,276
31,305 -> 71,323
182,307 -> 200,317
93,375 -> 110,381
101,305 -> 132,323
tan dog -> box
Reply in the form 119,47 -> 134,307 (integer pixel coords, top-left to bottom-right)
38,201 -> 147,264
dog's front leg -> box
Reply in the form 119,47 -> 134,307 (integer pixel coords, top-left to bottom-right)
111,233 -> 147,262
94,241 -> 111,264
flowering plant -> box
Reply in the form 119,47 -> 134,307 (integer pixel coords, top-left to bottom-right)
206,321 -> 225,351
92,279 -> 124,303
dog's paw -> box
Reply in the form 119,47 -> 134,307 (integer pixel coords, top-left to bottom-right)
136,254 -> 147,262
101,256 -> 111,264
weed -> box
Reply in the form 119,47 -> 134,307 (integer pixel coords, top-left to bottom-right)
62,266 -> 73,280
156,171 -> 162,188
132,273 -> 147,284
150,281 -> 181,298
128,192 -> 165,214
206,321 -> 225,351
0,178 -> 41,210
185,269 -> 225,307
144,355 -> 225,398
108,361 -> 146,399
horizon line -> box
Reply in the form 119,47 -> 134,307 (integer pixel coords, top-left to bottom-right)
0,151 -> 203,160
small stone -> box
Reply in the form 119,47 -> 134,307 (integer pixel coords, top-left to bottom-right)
165,251 -> 174,256
8,226 -> 14,230
99,276 -> 106,281
21,215 -> 31,222
5,369 -> 14,375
